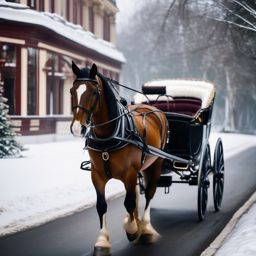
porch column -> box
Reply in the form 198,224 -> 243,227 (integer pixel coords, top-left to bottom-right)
110,15 -> 116,44
83,0 -> 89,30
93,4 -> 104,38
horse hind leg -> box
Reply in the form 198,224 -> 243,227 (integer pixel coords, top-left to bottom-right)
139,159 -> 163,244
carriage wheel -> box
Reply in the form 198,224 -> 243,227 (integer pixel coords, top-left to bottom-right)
213,138 -> 224,211
197,144 -> 211,221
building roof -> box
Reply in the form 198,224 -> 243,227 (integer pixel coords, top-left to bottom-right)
0,0 -> 126,64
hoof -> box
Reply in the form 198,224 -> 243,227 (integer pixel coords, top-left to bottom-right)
126,229 -> 140,242
123,216 -> 140,242
138,233 -> 160,244
93,246 -> 111,256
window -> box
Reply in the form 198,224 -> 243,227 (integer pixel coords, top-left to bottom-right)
89,5 -> 94,33
72,0 -> 83,25
27,48 -> 37,115
66,0 -> 70,21
103,14 -> 110,41
46,53 -> 64,115
0,43 -> 18,115
49,0 -> 55,13
38,0 -> 45,12
28,0 -> 36,9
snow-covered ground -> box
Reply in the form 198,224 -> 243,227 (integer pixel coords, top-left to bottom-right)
215,192 -> 256,256
0,132 -> 256,255
0,137 -> 125,237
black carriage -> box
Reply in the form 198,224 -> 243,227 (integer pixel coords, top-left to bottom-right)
134,79 -> 225,221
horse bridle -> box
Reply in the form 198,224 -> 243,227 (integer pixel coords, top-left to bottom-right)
70,79 -> 101,126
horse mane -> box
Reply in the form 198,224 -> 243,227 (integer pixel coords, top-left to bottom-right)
97,72 -> 119,121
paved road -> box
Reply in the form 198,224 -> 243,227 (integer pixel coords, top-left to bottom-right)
1,147 -> 256,256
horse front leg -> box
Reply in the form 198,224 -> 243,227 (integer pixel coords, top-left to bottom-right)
92,173 -> 111,256
123,175 -> 140,242
139,159 -> 162,244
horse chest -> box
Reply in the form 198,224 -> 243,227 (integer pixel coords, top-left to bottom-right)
89,147 -> 142,179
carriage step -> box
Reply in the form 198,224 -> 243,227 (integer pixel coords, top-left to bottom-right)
157,176 -> 172,194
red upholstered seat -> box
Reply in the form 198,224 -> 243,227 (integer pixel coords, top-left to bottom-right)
144,97 -> 202,116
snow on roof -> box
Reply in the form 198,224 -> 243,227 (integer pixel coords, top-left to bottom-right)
134,79 -> 216,109
0,1 -> 126,63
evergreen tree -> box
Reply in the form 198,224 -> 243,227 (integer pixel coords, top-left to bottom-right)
0,85 -> 21,158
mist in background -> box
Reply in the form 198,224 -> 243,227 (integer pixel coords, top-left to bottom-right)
116,0 -> 256,134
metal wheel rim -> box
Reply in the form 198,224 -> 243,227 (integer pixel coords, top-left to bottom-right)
198,181 -> 208,220
198,144 -> 211,221
213,139 -> 224,211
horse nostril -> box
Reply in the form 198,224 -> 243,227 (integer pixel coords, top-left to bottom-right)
81,125 -> 87,136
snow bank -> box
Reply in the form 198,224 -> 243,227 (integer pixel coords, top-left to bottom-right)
216,197 -> 256,256
0,139 -> 125,237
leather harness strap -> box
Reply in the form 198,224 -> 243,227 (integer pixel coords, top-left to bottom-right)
101,151 -> 112,179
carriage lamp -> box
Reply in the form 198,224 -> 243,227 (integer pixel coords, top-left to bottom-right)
194,112 -> 203,124
195,111 -> 206,124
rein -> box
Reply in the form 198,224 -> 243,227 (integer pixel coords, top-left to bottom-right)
88,108 -> 164,129
106,78 -> 150,102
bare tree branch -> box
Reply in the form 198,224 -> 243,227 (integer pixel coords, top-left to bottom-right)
154,0 -> 177,47
206,16 -> 256,32
232,0 -> 256,18
218,1 -> 256,29
211,0 -> 256,32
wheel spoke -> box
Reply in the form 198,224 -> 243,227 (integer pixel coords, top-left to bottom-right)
218,156 -> 224,170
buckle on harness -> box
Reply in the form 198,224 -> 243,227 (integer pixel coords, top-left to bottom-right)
102,152 -> 109,161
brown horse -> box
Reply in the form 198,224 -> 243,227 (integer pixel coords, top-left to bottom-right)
70,62 -> 168,256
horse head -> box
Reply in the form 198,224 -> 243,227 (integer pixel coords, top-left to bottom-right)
70,61 -> 101,137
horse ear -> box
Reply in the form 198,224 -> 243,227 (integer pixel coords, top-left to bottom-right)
90,63 -> 97,78
72,61 -> 80,76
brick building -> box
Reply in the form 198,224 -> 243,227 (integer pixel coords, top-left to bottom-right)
0,0 -> 125,141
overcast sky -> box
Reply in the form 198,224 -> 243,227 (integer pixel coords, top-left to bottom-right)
116,0 -> 141,31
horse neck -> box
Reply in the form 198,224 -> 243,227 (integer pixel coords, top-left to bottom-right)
92,84 -> 117,138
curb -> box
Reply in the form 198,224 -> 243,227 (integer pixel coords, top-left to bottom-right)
200,191 -> 256,256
